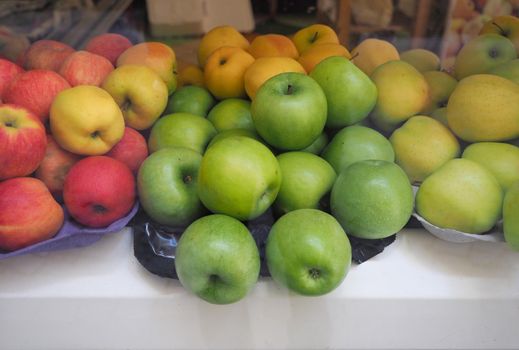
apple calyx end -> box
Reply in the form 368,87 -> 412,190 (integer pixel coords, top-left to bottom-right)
90,130 -> 101,139
308,267 -> 321,279
489,47 -> 499,59
3,121 -> 15,128
183,175 -> 192,184
286,84 -> 294,95
92,204 -> 108,213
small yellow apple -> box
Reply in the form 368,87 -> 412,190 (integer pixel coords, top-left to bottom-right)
247,34 -> 299,59
244,57 -> 306,100
204,46 -> 255,100
298,43 -> 351,73
198,25 -> 250,67
291,24 -> 339,54
177,64 -> 205,88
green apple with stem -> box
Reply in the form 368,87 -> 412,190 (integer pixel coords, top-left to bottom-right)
310,56 -> 377,128
148,112 -> 217,154
251,72 -> 327,150
166,85 -> 215,117
137,147 -> 205,226
274,151 -> 336,214
102,64 -> 169,130
175,214 -> 260,304
198,136 -> 281,220
266,209 -> 351,296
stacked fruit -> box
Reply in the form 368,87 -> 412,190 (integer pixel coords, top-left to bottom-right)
1,16 -> 519,304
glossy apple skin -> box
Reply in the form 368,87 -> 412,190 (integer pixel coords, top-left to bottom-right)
175,214 -> 260,304
63,156 -> 136,228
106,127 -> 148,174
85,33 -> 133,66
24,39 -> 75,72
59,50 -> 114,87
0,58 -> 24,101
0,177 -> 64,251
0,104 -> 47,180
138,147 -> 204,226
266,209 -> 351,296
35,134 -> 82,201
198,136 -> 281,221
3,69 -> 70,122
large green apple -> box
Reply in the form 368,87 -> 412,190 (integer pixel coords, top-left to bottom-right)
274,152 -> 336,214
207,98 -> 255,133
198,136 -> 281,220
251,72 -> 327,150
462,142 -> 519,191
454,33 -> 517,80
416,158 -> 503,234
175,214 -> 260,304
165,85 -> 215,117
321,125 -> 394,174
310,56 -> 377,128
148,112 -> 217,154
503,181 -> 519,251
331,160 -> 413,239
137,147 -> 205,226
266,209 -> 351,296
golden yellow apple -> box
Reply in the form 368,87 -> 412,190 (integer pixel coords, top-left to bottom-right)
298,43 -> 351,73
351,38 -> 400,76
50,86 -> 125,155
177,64 -> 205,88
247,34 -> 299,59
291,24 -> 339,54
204,46 -> 255,100
198,25 -> 250,67
244,57 -> 306,100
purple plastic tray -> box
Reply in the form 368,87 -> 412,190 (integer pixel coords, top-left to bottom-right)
0,202 -> 139,260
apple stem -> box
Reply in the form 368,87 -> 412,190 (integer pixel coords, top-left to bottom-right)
4,121 -> 14,128
350,52 -> 359,60
310,31 -> 318,43
219,58 -> 227,65
492,22 -> 508,36
286,84 -> 293,95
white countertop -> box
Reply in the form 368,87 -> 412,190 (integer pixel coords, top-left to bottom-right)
1,228 -> 518,350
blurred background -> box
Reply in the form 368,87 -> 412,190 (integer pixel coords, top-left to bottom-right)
1,0 -> 519,70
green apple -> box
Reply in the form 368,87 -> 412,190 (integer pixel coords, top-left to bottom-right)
251,72 -> 327,150
207,98 -> 255,133
207,128 -> 259,148
400,48 -> 440,72
175,214 -> 260,304
487,58 -> 519,84
300,132 -> 328,154
390,116 -> 460,184
165,85 -> 216,117
421,71 -> 458,114
148,112 -> 217,154
274,152 -> 336,214
416,158 -> 503,234
321,125 -> 394,174
266,209 -> 351,296
331,160 -> 413,239
310,56 -> 377,128
454,33 -> 517,80
462,142 -> 519,191
503,181 -> 519,251
198,136 -> 281,220
102,65 -> 169,130
480,15 -> 519,55
369,60 -> 429,133
137,147 -> 204,226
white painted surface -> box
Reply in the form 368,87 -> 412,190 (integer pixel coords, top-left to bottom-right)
1,228 -> 518,349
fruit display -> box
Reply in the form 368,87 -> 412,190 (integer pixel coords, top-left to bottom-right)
1,17 -> 519,306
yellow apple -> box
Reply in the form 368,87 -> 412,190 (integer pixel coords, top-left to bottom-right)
351,38 -> 400,76
204,46 -> 255,100
198,25 -> 250,67
480,15 -> 519,55
291,24 -> 339,54
297,43 -> 351,73
247,34 -> 299,59
117,42 -> 177,94
177,63 -> 205,88
50,86 -> 125,155
244,57 -> 306,100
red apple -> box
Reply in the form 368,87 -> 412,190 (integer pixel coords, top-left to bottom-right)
58,50 -> 114,87
105,127 -> 148,174
3,69 -> 70,122
0,104 -> 47,180
0,177 -> 64,251
35,134 -> 82,201
0,58 -> 24,101
24,39 -> 75,72
63,156 -> 136,228
84,33 -> 133,66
